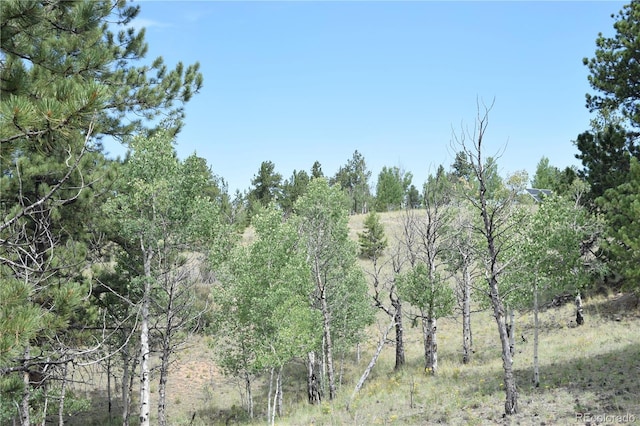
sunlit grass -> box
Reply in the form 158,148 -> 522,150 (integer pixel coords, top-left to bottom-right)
70,212 -> 640,425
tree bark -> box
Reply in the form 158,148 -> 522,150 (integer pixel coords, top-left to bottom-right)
533,284 -> 540,387
158,342 -> 170,426
121,342 -> 135,426
489,282 -> 518,415
462,264 -> 472,364
392,299 -> 405,370
576,292 -> 584,325
307,352 -> 321,404
58,362 -> 68,426
139,246 -> 152,426
423,315 -> 437,374
348,316 -> 395,409
244,369 -> 254,419
508,307 -> 516,357
456,100 -> 518,415
320,289 -> 337,400
21,346 -> 30,426
267,368 -> 274,425
106,356 -> 112,422
276,366 -> 283,418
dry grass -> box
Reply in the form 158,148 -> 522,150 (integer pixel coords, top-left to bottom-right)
69,212 -> 640,425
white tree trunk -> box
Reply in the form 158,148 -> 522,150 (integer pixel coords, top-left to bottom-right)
244,369 -> 253,418
157,343 -> 170,426
462,264 -> 472,364
58,362 -> 68,426
533,284 -> 540,387
121,344 -> 133,426
489,287 -> 518,414
392,299 -> 405,370
509,307 -> 516,357
348,316 -> 395,409
139,247 -> 152,426
424,316 -> 438,374
21,346 -> 30,426
307,352 -> 321,404
576,292 -> 584,325
320,289 -> 336,400
267,368 -> 274,425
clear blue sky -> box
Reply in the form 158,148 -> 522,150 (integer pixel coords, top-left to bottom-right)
106,1 -> 627,194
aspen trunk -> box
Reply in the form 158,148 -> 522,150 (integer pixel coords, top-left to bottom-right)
139,246 -> 152,426
392,299 -> 405,370
424,316 -> 437,374
321,291 -> 336,400
106,357 -> 112,421
21,346 -> 30,426
267,368 -> 274,425
348,316 -> 395,408
489,282 -> 518,414
268,366 -> 283,425
157,343 -> 170,426
509,307 -> 516,357
41,377 -> 48,426
276,366 -> 283,418
533,284 -> 540,387
462,264 -> 472,364
307,352 -> 321,404
58,362 -> 68,426
576,292 -> 584,326
121,342 -> 135,426
244,369 -> 253,418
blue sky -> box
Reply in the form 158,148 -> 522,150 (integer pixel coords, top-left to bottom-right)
107,1 -> 627,194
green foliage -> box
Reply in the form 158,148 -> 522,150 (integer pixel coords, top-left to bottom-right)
248,161 -> 282,216
358,211 -> 388,260
584,0 -> 640,129
424,165 -> 454,205
504,195 -> 602,308
280,169 -> 310,214
396,262 -> 455,319
375,166 -> 412,211
531,157 -> 583,198
575,124 -> 639,203
213,206 -> 318,377
331,150 -> 372,214
311,160 -> 324,179
0,0 -> 202,144
597,157 -> 640,289
0,277 -> 42,366
531,156 -> 560,190
1,1 -> 204,421
451,151 -> 474,181
294,178 -> 375,351
407,184 -> 421,209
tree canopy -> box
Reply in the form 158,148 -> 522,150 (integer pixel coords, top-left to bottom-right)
584,0 -> 640,130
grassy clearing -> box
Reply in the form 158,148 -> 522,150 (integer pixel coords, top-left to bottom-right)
135,292 -> 638,426
67,212 -> 640,425
254,296 -> 639,426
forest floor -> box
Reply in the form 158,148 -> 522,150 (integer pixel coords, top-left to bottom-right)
67,212 -> 640,425
68,288 -> 640,426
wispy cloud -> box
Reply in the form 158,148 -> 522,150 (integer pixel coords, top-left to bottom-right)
182,8 -> 213,24
128,18 -> 173,32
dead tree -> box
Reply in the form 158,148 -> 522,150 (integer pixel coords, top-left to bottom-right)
452,100 -> 520,415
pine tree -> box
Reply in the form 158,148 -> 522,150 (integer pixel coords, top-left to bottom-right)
0,1 -> 202,423
358,211 -> 388,259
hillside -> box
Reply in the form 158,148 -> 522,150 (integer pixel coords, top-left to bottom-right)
69,212 -> 640,426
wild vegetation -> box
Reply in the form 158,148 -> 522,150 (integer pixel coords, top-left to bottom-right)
1,1 -> 640,425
